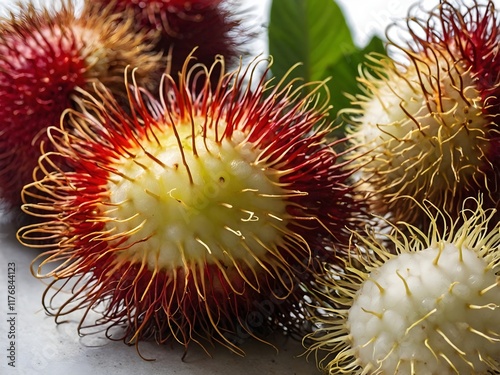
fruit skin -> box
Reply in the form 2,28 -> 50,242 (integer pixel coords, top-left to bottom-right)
306,197 -> 500,374
0,1 -> 162,220
345,0 -> 500,228
83,0 -> 249,90
17,57 -> 367,356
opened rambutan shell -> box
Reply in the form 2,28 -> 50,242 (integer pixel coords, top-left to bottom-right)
306,197 -> 500,374
0,0 -> 163,218
345,0 -> 500,228
17,57 -> 366,356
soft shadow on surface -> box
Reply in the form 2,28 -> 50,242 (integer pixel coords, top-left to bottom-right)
0,225 -> 318,375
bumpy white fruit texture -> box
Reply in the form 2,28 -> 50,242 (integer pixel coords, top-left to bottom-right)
305,198 -> 500,375
107,122 -> 288,270
348,242 -> 500,374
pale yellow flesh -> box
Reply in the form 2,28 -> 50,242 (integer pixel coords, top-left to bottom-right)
103,121 -> 289,270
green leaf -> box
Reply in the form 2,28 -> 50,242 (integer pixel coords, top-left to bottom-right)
326,36 -> 386,120
268,0 -> 356,88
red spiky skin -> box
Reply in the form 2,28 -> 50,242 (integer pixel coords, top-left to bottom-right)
0,2 -> 162,218
83,0 -> 246,88
0,8 -> 86,215
18,58 -> 366,356
400,0 -> 500,211
427,1 -> 500,115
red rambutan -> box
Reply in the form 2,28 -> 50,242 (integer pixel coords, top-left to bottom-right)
0,0 -> 162,219
17,57 -> 366,356
83,0 -> 248,88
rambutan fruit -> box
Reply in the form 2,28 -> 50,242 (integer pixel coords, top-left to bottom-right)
17,57 -> 366,356
306,197 -> 500,374
83,0 -> 247,89
0,0 -> 162,219
345,0 -> 500,227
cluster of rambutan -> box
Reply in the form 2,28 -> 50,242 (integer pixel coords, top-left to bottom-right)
0,0 -> 248,222
304,1 -> 500,374
7,0 -> 368,360
4,0 -> 500,373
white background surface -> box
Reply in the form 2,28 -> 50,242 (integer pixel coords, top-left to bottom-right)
0,0 -> 490,374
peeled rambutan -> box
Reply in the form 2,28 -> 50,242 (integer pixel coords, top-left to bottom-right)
345,0 -> 500,227
17,57 -> 366,356
306,197 -> 500,374
83,0 -> 247,88
0,0 -> 162,219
